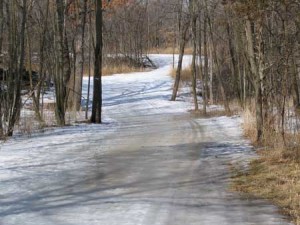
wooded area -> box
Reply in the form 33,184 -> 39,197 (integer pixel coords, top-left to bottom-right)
0,0 -> 300,223
0,0 -> 300,145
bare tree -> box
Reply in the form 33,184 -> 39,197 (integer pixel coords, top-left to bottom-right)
5,0 -> 27,136
91,0 -> 103,123
74,0 -> 88,111
171,0 -> 189,101
0,0 -> 4,137
190,0 -> 199,111
54,0 -> 71,125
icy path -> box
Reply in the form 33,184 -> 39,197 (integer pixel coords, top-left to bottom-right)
0,55 -> 292,225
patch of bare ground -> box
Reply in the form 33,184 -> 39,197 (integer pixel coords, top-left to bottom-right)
231,104 -> 300,225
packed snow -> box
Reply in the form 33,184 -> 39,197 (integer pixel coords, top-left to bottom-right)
0,54 -> 292,225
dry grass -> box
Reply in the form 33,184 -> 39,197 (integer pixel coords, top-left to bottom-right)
83,64 -> 145,76
83,56 -> 146,76
18,114 -> 36,136
26,56 -> 144,77
148,47 -> 193,55
102,64 -> 144,76
242,106 -> 257,142
169,65 -> 192,82
232,104 -> 300,224
15,101 -> 88,137
194,110 -> 227,117
232,149 -> 300,224
228,99 -> 243,115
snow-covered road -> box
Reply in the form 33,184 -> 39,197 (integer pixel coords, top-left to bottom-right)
0,55 -> 292,225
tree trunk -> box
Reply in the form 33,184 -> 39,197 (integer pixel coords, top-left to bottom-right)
26,29 -> 43,123
36,0 -> 50,123
0,0 -> 4,137
91,0 -> 103,123
75,0 -> 88,111
203,16 -> 209,113
208,40 -> 213,105
55,0 -> 71,126
190,0 -> 198,111
226,23 -> 242,105
0,0 -> 3,55
245,18 -> 263,142
7,0 -> 27,136
292,58 -> 300,110
171,21 -> 189,101
207,14 -> 230,113
85,12 -> 92,120
198,12 -> 207,115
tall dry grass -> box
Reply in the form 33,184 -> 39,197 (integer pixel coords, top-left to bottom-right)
83,56 -> 146,76
169,65 -> 192,82
83,64 -> 144,76
102,64 -> 144,76
148,47 -> 193,55
232,102 -> 300,224
242,106 -> 257,142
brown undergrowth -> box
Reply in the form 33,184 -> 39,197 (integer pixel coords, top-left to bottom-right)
169,65 -> 192,82
231,104 -> 300,224
83,63 -> 145,76
102,64 -> 144,76
147,47 -> 193,55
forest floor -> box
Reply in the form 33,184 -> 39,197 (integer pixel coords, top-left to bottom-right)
0,55 -> 293,225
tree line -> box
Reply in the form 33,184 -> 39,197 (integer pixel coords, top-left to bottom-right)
0,0 -> 156,137
0,0 -> 299,142
0,0 -> 179,137
170,0 -> 300,142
